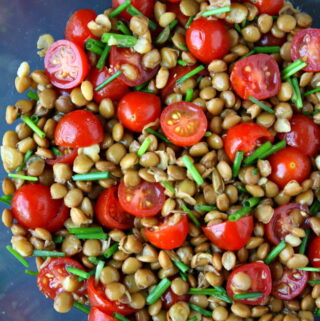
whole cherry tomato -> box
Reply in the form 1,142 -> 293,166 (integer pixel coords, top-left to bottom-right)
89,308 -> 118,321
247,0 -> 284,15
309,236 -> 320,268
161,288 -> 190,310
112,0 -> 154,20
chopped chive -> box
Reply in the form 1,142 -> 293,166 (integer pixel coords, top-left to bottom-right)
75,233 -> 108,240
137,137 -> 152,158
254,46 -> 280,54
196,75 -> 203,83
25,269 -> 38,276
8,173 -> 38,181
95,260 -> 105,283
252,168 -> 259,175
185,16 -> 194,28
33,250 -> 65,257
259,140 -> 286,159
249,96 -> 274,114
241,19 -> 248,28
66,266 -> 91,279
161,181 -> 175,194
180,203 -> 201,228
201,6 -> 231,17
113,313 -> 131,321
243,141 -> 273,166
21,115 -> 46,138
95,70 -> 123,91
0,195 -> 13,206
88,256 -> 100,265
72,172 -> 110,181
204,131 -> 212,137
316,308 -> 320,316
310,200 -> 320,216
177,65 -> 205,85
265,241 -> 286,265
96,45 -> 111,70
308,280 -> 320,284
155,26 -> 170,45
298,267 -> 320,272
146,278 -> 172,304
237,185 -> 249,194
16,150 -> 33,172
185,88 -> 194,102
241,50 -> 255,59
74,302 -> 90,314
109,0 -> 131,18
234,24 -> 242,33
173,260 -> 189,273
145,128 -> 170,143
291,77 -> 303,108
178,59 -> 188,67
169,19 -> 178,30
234,292 -> 263,300
304,87 -> 320,96
54,235 -> 64,244
228,207 -> 251,221
299,229 -> 310,254
134,81 -> 149,91
287,77 -> 297,103
194,205 -> 217,212
282,59 -> 308,80
188,316 -> 198,321
30,115 -> 39,124
180,271 -> 188,281
6,245 -> 29,267
104,243 -> 119,258
117,20 -> 132,35
232,151 -> 244,178
102,33 -> 137,47
189,304 -> 212,317
141,89 -> 154,94
188,288 -> 232,304
68,227 -> 104,234
51,147 -> 62,156
179,43 -> 188,51
242,197 -> 261,208
27,91 -> 39,101
182,155 -> 204,185
85,39 -> 104,55
126,5 -> 156,30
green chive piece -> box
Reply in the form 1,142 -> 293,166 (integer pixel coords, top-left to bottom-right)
104,243 -> 119,258
182,155 -> 204,185
237,185 -> 249,194
33,250 -> 66,257
282,59 -> 308,80
188,288 -> 232,303
308,280 -> 320,284
259,140 -> 286,159
194,205 -> 217,212
155,26 -> 170,45
134,81 -> 149,91
189,304 -> 212,317
25,269 -> 38,276
234,24 -> 242,33
68,227 -> 103,234
51,147 -> 62,156
179,43 -> 188,51
74,302 -> 90,314
234,292 -> 263,300
161,181 -> 176,194
201,6 -> 231,17
141,89 -> 154,94
126,5 -> 157,30
254,46 -> 280,54
233,151 -> 244,178
173,260 -> 189,273
145,128 -> 170,143
177,65 -> 205,85
95,71 -> 123,91
75,233 -> 108,240
102,33 -> 137,47
109,0 -> 131,18
304,87 -> 320,96
249,96 -> 274,114
96,45 -> 111,70
178,59 -> 188,67
265,241 -> 286,265
6,245 -> 29,267
228,207 -> 251,221
146,278 -> 172,304
30,114 -> 39,124
137,137 -> 152,158
241,50 -> 255,59
66,266 -> 91,279
180,203 -> 201,228
16,150 -> 33,172
169,19 -> 178,30
95,260 -> 105,283
316,308 -> 320,316
242,197 -> 261,208
0,195 -> 13,206
85,39 -> 104,55
188,317 -> 198,321
299,229 -> 311,254
180,271 -> 188,281
54,235 -> 64,244
298,267 -> 320,272
88,256 -> 100,265
244,141 -> 273,166
8,173 -> 38,182
184,88 -> 194,102
72,172 -> 110,181
185,16 -> 194,28
287,77 -> 297,103
204,131 -> 212,137
310,200 -> 320,216
27,91 -> 39,101
21,115 -> 46,138
241,19 -> 249,28
113,313 -> 131,321
290,77 -> 303,108
117,20 -> 132,35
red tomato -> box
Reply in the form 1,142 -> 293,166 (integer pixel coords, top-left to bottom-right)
231,54 -> 281,100
227,262 -> 272,305
272,268 -> 309,300
166,3 -> 188,26
12,184 -> 68,231
309,236 -> 320,268
203,216 -> 253,251
247,0 -> 284,15
268,147 -> 311,189
160,102 -> 207,147
44,40 -> 89,89
167,0 -> 181,2
265,203 -> 308,245
65,9 -> 97,47
95,186 -> 134,230
88,277 -> 136,315
161,288 -> 190,310
37,258 -> 87,299
89,67 -> 129,103
110,46 -> 159,87
291,29 -> 320,72
118,180 -> 165,217
117,92 -> 161,132
278,114 -> 320,156
257,32 -> 286,47
224,123 -> 274,161
112,0 -> 154,20
186,18 -> 230,64
144,214 -> 189,250
54,110 -> 104,148
89,308 -> 118,321
46,148 -> 78,165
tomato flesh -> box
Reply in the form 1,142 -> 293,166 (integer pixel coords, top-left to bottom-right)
161,288 -> 190,310
46,148 -> 78,165
248,0 -> 284,15
112,0 -> 154,20
309,236 -> 320,268
167,3 -> 188,26
89,308 -> 118,321
257,32 -> 286,47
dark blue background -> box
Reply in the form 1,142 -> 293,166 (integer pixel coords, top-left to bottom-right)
0,1 -> 319,320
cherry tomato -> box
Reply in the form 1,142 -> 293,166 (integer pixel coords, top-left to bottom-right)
167,0 -> 181,2
166,3 -> 188,26
89,308 -> 118,321
272,268 -> 309,300
268,147 -> 311,189
203,216 -> 254,251
161,288 -> 190,310
144,214 -> 189,250
224,123 -> 274,161
247,0 -> 284,15
309,236 -> 320,268
160,102 -> 207,147
291,29 -> 320,72
89,67 -> 129,103
265,203 -> 308,245
95,186 -> 134,230
12,184 -> 68,231
117,92 -> 161,132
46,148 -> 78,165
110,46 -> 159,87
54,110 -> 104,148
231,54 -> 281,100
88,277 -> 136,315
118,180 -> 165,217
227,262 -> 272,305
112,0 -> 154,20
278,114 -> 320,156
186,18 -> 230,64
37,258 -> 87,299
65,9 -> 97,47
44,203 -> 69,232
257,32 -> 286,47
44,40 -> 89,89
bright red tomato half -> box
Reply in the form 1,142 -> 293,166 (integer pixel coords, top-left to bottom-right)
160,102 -> 207,147
203,216 -> 254,251
227,262 -> 272,305
44,40 -> 89,89
46,148 -> 78,165
89,308 -> 118,321
231,54 -> 281,100
291,29 -> 320,72
224,122 -> 274,161
161,288 -> 190,310
167,3 -> 188,26
118,92 -> 161,132
248,0 -> 284,15
112,0 -> 154,20
54,110 -> 104,148
309,236 -> 320,268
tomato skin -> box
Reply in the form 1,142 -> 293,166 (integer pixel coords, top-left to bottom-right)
112,0 -> 154,20
89,308 -> 118,321
224,123 -> 274,161
65,9 -> 97,47
144,215 -> 189,250
54,110 -> 104,148
186,18 -> 230,64
227,262 -> 272,305
95,186 -> 134,230
161,289 -> 190,310
309,236 -> 320,268
46,148 -> 78,165
166,3 -> 188,26
118,92 -> 161,132
45,204 -> 69,232
203,216 -> 254,251
257,32 -> 286,47
268,147 -> 311,189
278,114 -> 320,156
248,0 -> 284,15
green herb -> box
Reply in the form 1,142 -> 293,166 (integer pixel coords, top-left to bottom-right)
282,59 -> 308,80
126,5 -> 156,30
315,308 -> 320,316
6,245 -> 29,267
242,197 -> 261,208
241,19 -> 249,28
252,168 -> 259,175
145,128 -> 170,143
180,203 -> 201,228
177,65 -> 205,85
241,50 -> 255,59
68,227 -> 104,234
204,131 -> 212,137
169,19 -> 178,30
287,77 -> 297,103
188,288 -> 232,303
54,235 -> 64,244
298,267 -> 320,272
290,77 -> 303,108
228,207 -> 251,221
102,33 -> 137,47
188,317 -> 198,321
137,136 -> 152,158
180,271 -> 188,281
95,70 -> 123,91
310,200 -> 320,216
104,243 -> 119,258
16,150 -> 33,172
178,59 -> 188,67
96,45 -> 111,70
51,147 -> 62,156
21,115 -> 46,138
146,278 -> 172,304
27,91 -> 39,101
173,260 -> 189,273
75,233 -> 108,240
189,304 -> 212,317
74,302 -> 90,314
299,229 -> 310,254
8,173 -> 38,181
30,115 -> 39,124
304,87 -> 320,96
72,172 -> 110,181
66,266 -> 91,279
243,141 -> 273,166
234,24 -> 242,33
33,250 -> 66,257
85,38 -> 104,55
201,6 -> 231,17
95,260 -> 105,283
0,195 -> 13,206
161,181 -> 175,194
185,88 -> 194,103
134,81 -> 149,91
308,280 -> 320,284
117,20 -> 132,35
109,0 -> 131,18
185,16 -> 194,28
265,241 -> 286,264
194,205 -> 217,212
254,46 -> 280,53
179,43 -> 188,51
155,26 -> 170,45
233,292 -> 263,300
141,89 -> 154,94
182,155 -> 204,185
232,151 -> 244,178
113,313 -> 131,321
249,96 -> 274,114
258,140 -> 286,159
88,256 -> 100,265
237,185 -> 249,194
25,269 -> 38,276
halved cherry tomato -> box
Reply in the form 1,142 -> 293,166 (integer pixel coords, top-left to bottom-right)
65,9 -> 97,47
37,258 -> 87,299
309,236 -> 320,268
227,262 -> 272,305
88,277 -> 136,315
166,3 -> 188,26
268,147 -> 311,189
160,102 -> 207,147
203,216 -> 254,251
12,184 -> 68,231
291,29 -> 320,72
144,214 -> 189,250
118,180 -> 165,217
44,40 -> 89,89
186,18 -> 230,64
110,46 -> 159,87
265,203 -> 308,245
257,32 -> 286,47
89,308 -> 118,321
230,54 -> 281,100
161,288 -> 190,310
46,148 -> 78,165
117,92 -> 161,132
112,0 -> 154,20
272,268 -> 309,300
278,114 -> 320,156
89,67 -> 129,103
54,110 -> 104,148
96,186 -> 134,230
224,123 -> 274,161
247,0 -> 284,15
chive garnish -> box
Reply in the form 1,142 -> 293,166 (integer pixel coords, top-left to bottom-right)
180,203 -> 201,228
113,313 -> 131,321
16,150 -> 33,172
234,292 -> 263,300
126,5 -> 156,30
0,195 -> 13,206
299,229 -> 310,254
241,50 -> 255,59
194,205 -> 217,212
145,128 -> 170,143
85,38 -> 104,55
141,89 -> 154,94
290,77 -> 303,108
234,24 -> 242,33
254,46 -> 281,54
316,308 -> 320,316
232,151 -> 244,178
304,87 -> 320,96
188,317 -> 198,321
137,136 -> 152,157
179,43 -> 188,51
95,70 -> 123,91
96,45 -> 111,70
102,33 -> 137,47
88,256 -> 100,265
241,19 -> 249,28
188,288 -> 232,303
6,245 -> 29,267
95,260 -> 105,283
237,185 -> 249,194
258,140 -> 286,159
54,235 -> 64,244
173,260 -> 189,273
109,0 -> 131,18
155,26 -> 170,45
298,267 -> 320,272
51,147 -> 62,156
161,181 -> 176,194
180,271 -> 188,281
75,233 -> 108,240
185,16 -> 194,28
66,266 -> 91,279
185,88 -> 194,102
243,141 -> 273,166
249,96 -> 274,114
146,278 -> 172,304
310,200 -> 320,216
228,207 -> 251,221
204,131 -> 212,137
21,115 -> 46,138
74,302 -> 90,314
201,6 -> 231,17
25,269 -> 39,276
30,114 -> 39,124
134,81 -> 149,91
169,19 -> 178,30
178,59 -> 188,67
72,172 -> 110,181
282,59 -> 307,80
308,280 -> 320,284
8,173 -> 38,181
265,241 -> 286,264
117,20 -> 132,35
242,197 -> 261,208
104,243 -> 119,258
27,91 -> 39,101
33,250 -> 66,257
177,65 -> 205,85
68,227 -> 104,234
189,304 -> 212,317
182,155 -> 204,185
